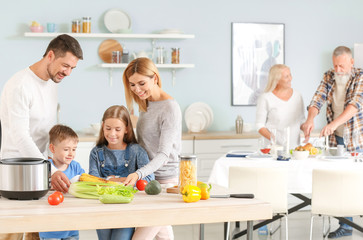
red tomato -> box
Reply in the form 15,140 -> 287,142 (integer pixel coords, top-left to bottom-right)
136,180 -> 148,191
48,192 -> 63,205
53,191 -> 64,203
260,148 -> 271,154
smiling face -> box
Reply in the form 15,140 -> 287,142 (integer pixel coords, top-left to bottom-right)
276,67 -> 292,89
103,118 -> 128,149
128,72 -> 156,100
47,51 -> 79,83
50,138 -> 78,170
333,53 -> 354,76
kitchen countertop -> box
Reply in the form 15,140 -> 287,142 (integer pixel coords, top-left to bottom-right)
79,130 -> 321,142
78,131 -> 261,142
0,189 -> 272,234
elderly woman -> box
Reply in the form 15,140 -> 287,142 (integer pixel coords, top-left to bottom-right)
255,64 -> 305,148
122,57 -> 181,240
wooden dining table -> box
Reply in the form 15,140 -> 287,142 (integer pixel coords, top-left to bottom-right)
0,189 -> 272,240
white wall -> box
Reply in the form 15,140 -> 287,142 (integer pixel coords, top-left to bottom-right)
1,0 -> 363,132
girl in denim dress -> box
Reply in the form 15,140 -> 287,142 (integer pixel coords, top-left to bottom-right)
89,105 -> 154,240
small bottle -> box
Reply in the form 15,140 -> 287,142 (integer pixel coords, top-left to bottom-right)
82,17 -> 91,33
71,19 -> 81,33
121,49 -> 129,63
179,155 -> 197,194
171,48 -> 180,64
235,115 -> 243,134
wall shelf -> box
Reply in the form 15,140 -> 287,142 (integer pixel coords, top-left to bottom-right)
101,63 -> 195,86
24,32 -> 195,86
24,32 -> 195,39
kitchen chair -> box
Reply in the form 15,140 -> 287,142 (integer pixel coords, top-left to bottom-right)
227,166 -> 288,240
310,168 -> 363,240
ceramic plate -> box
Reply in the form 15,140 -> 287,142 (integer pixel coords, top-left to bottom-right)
319,155 -> 353,161
158,29 -> 183,34
246,154 -> 273,160
184,102 -> 213,132
104,9 -> 131,33
185,110 -> 207,132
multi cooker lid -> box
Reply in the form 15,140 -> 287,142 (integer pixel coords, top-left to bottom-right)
0,158 -> 46,165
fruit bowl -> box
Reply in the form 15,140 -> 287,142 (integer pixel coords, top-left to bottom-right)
292,150 -> 309,160
30,26 -> 44,33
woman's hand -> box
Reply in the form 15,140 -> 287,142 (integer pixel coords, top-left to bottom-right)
123,173 -> 139,186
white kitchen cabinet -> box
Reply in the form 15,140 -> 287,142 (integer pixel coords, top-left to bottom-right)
194,138 -> 259,182
76,141 -> 95,173
181,139 -> 194,155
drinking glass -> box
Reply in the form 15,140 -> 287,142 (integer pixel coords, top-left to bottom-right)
269,128 -> 277,158
343,127 -> 350,152
352,129 -> 360,158
258,137 -> 270,155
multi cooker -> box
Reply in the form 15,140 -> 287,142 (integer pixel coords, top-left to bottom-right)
0,158 -> 50,200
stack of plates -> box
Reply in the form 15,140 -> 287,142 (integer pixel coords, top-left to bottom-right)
185,102 -> 213,132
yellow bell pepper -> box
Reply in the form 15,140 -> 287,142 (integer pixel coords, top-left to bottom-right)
182,185 -> 201,203
197,182 -> 212,200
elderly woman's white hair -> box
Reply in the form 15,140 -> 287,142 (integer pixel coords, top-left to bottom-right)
264,64 -> 290,92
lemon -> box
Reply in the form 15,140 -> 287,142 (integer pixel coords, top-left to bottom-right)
310,147 -> 318,155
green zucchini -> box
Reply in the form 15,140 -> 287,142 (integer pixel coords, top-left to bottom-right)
99,194 -> 133,204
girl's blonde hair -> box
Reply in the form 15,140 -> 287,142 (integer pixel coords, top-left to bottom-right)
264,64 -> 290,92
122,57 -> 162,112
96,105 -> 137,147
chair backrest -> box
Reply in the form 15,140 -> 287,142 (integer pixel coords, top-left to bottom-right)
229,166 -> 288,214
312,168 -> 363,216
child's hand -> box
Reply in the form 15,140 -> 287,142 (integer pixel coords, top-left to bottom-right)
51,171 -> 71,193
124,173 -> 139,186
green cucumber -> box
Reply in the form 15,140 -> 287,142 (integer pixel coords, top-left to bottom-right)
99,194 -> 133,204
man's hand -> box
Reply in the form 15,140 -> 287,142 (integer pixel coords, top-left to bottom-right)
301,120 -> 314,143
320,122 -> 338,137
123,173 -> 139,186
51,171 -> 71,193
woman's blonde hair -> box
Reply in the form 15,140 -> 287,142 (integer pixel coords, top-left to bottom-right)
96,105 -> 137,147
122,57 -> 162,112
264,64 -> 290,92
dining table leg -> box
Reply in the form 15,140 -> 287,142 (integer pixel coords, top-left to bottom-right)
199,223 -> 204,240
246,221 -> 253,240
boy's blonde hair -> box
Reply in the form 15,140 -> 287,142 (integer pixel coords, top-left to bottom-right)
96,105 -> 137,147
49,124 -> 79,145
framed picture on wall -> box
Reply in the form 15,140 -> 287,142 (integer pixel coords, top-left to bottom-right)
231,22 -> 285,106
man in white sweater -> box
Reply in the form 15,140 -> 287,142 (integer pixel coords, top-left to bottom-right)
0,34 -> 83,240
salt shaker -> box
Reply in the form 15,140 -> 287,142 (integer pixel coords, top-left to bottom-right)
235,115 -> 243,134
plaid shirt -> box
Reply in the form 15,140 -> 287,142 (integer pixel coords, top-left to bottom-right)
308,68 -> 363,151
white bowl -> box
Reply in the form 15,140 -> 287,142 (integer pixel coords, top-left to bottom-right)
293,150 -> 309,160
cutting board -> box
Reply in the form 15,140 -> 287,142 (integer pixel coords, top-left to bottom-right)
98,39 -> 123,63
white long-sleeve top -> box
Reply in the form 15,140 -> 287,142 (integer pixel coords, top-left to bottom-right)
255,90 -> 305,148
0,67 -> 57,159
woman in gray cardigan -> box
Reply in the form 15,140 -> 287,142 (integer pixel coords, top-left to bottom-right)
122,57 -> 182,240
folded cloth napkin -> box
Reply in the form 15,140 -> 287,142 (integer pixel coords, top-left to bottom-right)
226,153 -> 247,158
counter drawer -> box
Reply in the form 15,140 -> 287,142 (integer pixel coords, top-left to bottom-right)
195,139 -> 258,154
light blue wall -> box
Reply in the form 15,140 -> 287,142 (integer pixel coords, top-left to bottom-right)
1,0 -> 363,132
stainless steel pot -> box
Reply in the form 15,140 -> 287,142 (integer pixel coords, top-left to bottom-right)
0,158 -> 50,200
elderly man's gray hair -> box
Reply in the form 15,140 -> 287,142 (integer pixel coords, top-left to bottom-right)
333,46 -> 352,58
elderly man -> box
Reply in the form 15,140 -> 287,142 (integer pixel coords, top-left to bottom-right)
302,46 -> 363,238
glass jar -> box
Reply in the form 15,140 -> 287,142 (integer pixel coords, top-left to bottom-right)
112,51 -> 121,63
171,48 -> 180,64
72,19 -> 81,33
82,17 -> 91,33
179,155 -> 197,193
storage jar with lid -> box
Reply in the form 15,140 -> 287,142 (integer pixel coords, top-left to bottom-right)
82,17 -> 91,33
72,19 -> 81,33
171,48 -> 180,64
179,155 -> 197,193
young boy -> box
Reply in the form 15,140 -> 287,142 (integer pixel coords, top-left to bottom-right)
39,124 -> 85,240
